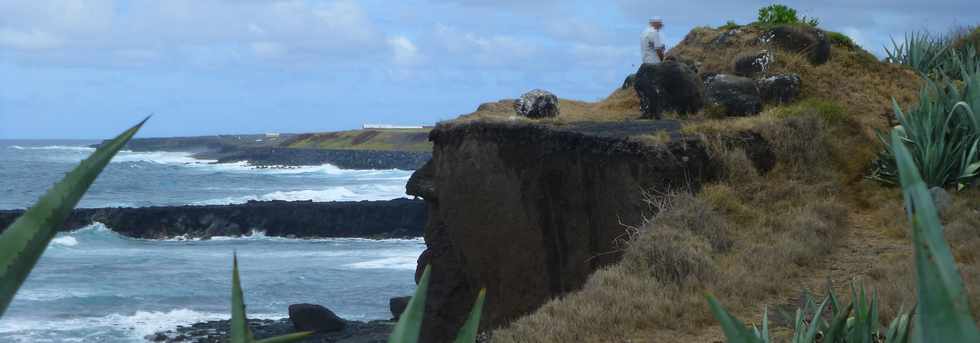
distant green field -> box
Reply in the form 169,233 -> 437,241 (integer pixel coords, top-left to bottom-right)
283,128 -> 432,152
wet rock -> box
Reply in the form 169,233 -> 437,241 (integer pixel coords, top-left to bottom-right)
764,25 -> 831,65
390,296 -> 411,320
733,50 -> 774,77
0,199 -> 427,240
757,74 -> 802,104
514,89 -> 560,119
633,61 -> 704,119
289,303 -> 346,333
704,74 -> 762,116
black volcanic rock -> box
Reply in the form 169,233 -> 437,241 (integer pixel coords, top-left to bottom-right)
765,25 -> 831,65
389,296 -> 411,320
758,73 -> 802,104
704,74 -> 762,116
0,199 -> 427,240
289,304 -> 346,333
633,61 -> 703,119
514,89 -> 560,119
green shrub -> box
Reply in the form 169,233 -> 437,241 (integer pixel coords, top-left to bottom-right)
720,20 -> 740,31
756,4 -> 818,27
707,129 -> 980,342
827,31 -> 856,49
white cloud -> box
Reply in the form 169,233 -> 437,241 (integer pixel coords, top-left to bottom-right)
433,24 -> 537,66
251,41 -> 288,59
388,36 -> 423,65
0,28 -> 63,50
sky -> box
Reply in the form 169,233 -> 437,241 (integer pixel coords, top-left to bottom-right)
0,0 -> 978,139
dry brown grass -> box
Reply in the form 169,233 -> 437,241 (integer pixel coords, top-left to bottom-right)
482,25 -> 973,343
492,114 -> 852,342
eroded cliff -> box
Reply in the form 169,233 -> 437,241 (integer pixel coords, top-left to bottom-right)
408,120 -> 720,341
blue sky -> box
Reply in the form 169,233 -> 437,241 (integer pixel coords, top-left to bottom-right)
1,0 -> 978,139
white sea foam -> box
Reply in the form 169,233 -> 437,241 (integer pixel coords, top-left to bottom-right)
344,256 -> 418,270
113,151 -> 214,165
9,145 -> 95,151
51,236 -> 78,247
193,184 -> 408,205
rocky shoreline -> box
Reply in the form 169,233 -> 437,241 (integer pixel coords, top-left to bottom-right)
148,318 -> 396,343
0,199 -> 427,240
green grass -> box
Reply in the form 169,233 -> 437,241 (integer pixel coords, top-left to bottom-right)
284,129 -> 432,152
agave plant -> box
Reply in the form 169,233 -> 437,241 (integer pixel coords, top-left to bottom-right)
709,130 -> 980,342
0,119 -> 146,317
885,32 -> 951,76
229,254 -> 312,343
871,60 -> 980,189
388,265 -> 486,343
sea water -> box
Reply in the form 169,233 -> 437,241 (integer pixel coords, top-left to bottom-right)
0,140 -> 424,342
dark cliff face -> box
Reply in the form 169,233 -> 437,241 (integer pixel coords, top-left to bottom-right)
408,121 -> 718,342
0,199 -> 427,239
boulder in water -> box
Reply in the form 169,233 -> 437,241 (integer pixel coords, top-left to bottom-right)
389,296 -> 411,320
633,61 -> 703,119
288,303 -> 346,332
514,89 -> 560,119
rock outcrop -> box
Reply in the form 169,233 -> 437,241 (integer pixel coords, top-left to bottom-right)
0,199 -> 427,239
514,89 -> 560,119
757,73 -> 802,104
389,296 -> 411,320
408,121 -> 717,342
765,25 -> 831,65
633,61 -> 703,119
704,74 -> 763,116
733,50 -> 773,77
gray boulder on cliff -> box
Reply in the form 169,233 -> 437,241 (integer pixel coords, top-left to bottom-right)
733,50 -> 773,77
757,74 -> 802,104
514,89 -> 560,119
633,61 -> 703,119
764,25 -> 831,65
288,303 -> 346,332
704,74 -> 762,116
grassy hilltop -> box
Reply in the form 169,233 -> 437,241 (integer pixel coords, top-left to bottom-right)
468,19 -> 980,343
282,128 -> 432,152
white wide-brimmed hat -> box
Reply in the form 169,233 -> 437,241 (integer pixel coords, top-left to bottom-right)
649,16 -> 663,23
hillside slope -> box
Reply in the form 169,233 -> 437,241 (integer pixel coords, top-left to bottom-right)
471,24 -> 980,342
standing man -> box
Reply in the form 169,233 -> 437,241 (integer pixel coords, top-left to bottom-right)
641,17 -> 666,64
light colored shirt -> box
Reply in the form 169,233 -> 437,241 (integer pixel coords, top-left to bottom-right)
641,27 -> 665,64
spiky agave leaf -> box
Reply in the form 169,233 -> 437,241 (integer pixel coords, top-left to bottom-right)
453,288 -> 486,343
389,265 -> 431,343
892,130 -> 980,341
0,118 -> 146,317
230,254 -> 312,343
706,294 -> 764,343
883,305 -> 913,343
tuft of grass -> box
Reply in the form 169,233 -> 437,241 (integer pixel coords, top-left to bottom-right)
826,31 -> 857,50
0,118 -> 146,317
720,20 -> 741,31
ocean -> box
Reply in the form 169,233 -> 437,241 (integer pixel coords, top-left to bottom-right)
0,140 -> 424,342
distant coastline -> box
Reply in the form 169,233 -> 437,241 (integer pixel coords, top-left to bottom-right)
92,131 -> 433,170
